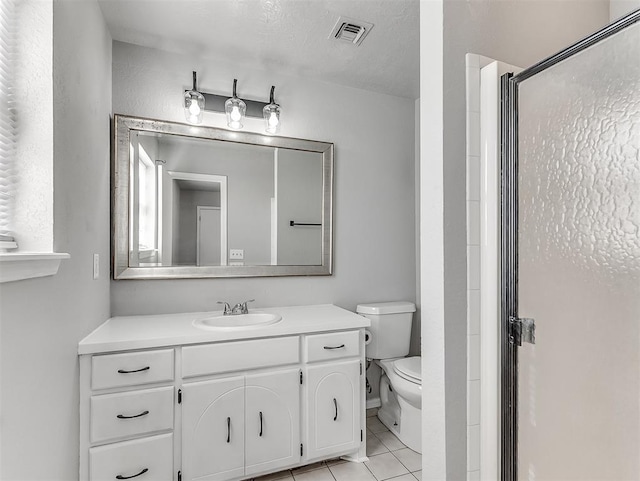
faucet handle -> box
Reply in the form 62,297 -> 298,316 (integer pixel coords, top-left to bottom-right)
217,301 -> 232,315
241,299 -> 255,314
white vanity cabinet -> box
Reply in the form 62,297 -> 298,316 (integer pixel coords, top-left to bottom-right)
80,349 -> 176,481
305,360 -> 361,460
303,331 -> 363,461
79,306 -> 370,481
181,369 -> 301,481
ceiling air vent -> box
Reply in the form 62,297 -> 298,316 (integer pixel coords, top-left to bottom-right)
329,16 -> 374,46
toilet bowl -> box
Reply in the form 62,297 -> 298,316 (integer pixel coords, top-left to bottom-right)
377,356 -> 422,453
356,301 -> 421,454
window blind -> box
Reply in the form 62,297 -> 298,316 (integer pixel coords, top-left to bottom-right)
0,0 -> 17,240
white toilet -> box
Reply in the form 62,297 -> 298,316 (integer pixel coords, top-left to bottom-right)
357,301 -> 421,453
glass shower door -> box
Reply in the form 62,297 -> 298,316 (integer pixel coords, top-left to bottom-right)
503,12 -> 640,480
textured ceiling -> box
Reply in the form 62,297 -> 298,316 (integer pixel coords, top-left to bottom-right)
97,0 -> 419,99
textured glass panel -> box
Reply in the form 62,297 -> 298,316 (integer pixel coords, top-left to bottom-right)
517,22 -> 640,480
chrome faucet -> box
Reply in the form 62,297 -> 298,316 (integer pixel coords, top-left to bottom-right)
219,299 -> 254,315
217,301 -> 232,315
232,299 -> 255,315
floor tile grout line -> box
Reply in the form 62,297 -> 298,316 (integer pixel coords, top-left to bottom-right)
388,449 -> 420,475
363,459 -> 380,480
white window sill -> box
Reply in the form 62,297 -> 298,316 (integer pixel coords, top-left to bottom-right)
0,252 -> 70,283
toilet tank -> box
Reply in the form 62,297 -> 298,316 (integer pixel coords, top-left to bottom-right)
357,301 -> 416,360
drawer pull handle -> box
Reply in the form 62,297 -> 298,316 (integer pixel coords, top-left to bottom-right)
259,411 -> 263,437
115,468 -> 148,479
117,366 -> 150,374
333,398 -> 338,421
117,410 -> 149,419
324,344 -> 345,350
226,417 -> 231,443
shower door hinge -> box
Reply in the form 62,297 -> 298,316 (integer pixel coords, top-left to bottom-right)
510,316 -> 536,346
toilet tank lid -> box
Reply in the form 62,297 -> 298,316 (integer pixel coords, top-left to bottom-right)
356,301 -> 416,315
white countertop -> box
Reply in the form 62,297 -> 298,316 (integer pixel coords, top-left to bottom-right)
79,304 -> 370,355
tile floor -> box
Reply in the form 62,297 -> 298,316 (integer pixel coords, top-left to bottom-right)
248,409 -> 422,481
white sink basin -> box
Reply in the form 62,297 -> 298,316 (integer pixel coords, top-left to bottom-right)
193,312 -> 282,330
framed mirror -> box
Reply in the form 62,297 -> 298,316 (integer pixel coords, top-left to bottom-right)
112,115 -> 333,279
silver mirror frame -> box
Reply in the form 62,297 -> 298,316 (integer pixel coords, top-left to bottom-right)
112,114 -> 334,279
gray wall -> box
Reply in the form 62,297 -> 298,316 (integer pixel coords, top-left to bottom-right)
0,0 -> 112,478
277,149 -> 323,266
176,189 -> 220,265
441,1 -> 610,477
111,41 -> 417,316
160,139 -> 274,265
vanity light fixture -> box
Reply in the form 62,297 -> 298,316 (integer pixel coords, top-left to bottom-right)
263,86 -> 281,134
225,79 -> 246,130
183,72 -> 283,133
183,71 -> 205,124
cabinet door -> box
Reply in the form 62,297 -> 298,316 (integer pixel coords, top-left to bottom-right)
245,369 -> 301,477
305,359 -> 361,460
182,377 -> 245,481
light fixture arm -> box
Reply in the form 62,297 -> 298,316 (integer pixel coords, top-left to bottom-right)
269,86 -> 276,104
232,79 -> 238,99
192,71 -> 197,91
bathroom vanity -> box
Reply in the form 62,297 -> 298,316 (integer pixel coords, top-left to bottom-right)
78,304 -> 369,481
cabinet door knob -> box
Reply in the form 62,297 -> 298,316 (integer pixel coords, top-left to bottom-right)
333,398 -> 338,421
259,411 -> 263,437
115,468 -> 148,479
117,366 -> 150,374
116,410 -> 149,419
323,344 -> 345,350
226,417 -> 231,443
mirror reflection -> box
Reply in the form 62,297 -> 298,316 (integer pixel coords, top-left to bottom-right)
130,131 -> 324,268
113,115 -> 333,279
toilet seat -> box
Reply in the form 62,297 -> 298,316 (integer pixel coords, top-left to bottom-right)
393,356 -> 421,385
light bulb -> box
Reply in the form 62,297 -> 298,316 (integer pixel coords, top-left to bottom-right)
184,89 -> 204,124
230,106 -> 242,122
225,91 -> 246,130
188,101 -> 201,116
268,111 -> 279,128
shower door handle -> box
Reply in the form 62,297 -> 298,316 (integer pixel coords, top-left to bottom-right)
510,317 -> 536,346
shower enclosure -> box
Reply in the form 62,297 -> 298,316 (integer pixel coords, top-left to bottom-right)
501,9 -> 640,480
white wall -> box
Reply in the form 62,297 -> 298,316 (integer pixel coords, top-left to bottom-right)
419,1 -> 447,478
111,41 -> 417,316
419,0 -> 610,478
12,0 -> 53,251
0,0 -> 112,479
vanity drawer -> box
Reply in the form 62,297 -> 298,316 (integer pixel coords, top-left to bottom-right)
89,432 -> 173,481
91,349 -> 174,390
182,336 -> 300,378
304,331 -> 360,363
90,386 -> 174,443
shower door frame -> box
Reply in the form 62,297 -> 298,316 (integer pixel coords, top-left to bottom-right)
499,9 -> 640,480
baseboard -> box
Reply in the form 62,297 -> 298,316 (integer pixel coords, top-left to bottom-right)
366,397 -> 381,410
